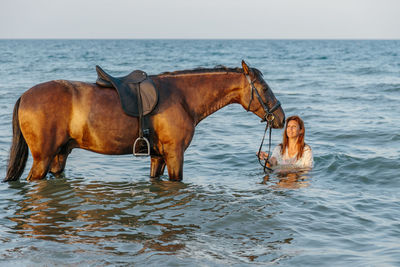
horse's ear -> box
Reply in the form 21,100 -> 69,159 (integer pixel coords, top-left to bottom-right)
242,60 -> 251,75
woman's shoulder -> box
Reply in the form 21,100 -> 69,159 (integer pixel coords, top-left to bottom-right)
272,144 -> 282,156
304,144 -> 312,152
273,144 -> 283,152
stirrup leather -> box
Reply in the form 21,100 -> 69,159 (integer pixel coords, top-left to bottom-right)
133,137 -> 150,156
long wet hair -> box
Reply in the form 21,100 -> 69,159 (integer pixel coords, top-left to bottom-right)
280,115 -> 306,160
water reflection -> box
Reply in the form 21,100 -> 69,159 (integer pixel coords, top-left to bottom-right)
3,176 -> 303,264
262,170 -> 311,189
6,178 -> 197,254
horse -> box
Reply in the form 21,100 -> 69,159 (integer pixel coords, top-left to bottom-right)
4,61 -> 285,182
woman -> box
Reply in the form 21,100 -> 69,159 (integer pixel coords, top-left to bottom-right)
258,115 -> 313,169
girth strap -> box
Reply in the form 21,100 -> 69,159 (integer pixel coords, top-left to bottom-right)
131,79 -> 150,156
136,83 -> 144,138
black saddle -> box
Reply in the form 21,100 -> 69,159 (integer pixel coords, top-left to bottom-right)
95,65 -> 158,117
96,65 -> 159,156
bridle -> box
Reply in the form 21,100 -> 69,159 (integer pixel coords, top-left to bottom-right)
245,73 -> 281,172
245,74 -> 281,121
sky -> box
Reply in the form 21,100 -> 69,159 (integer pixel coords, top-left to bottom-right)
1,0 -> 399,39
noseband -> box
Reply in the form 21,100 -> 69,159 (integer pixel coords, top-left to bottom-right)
245,73 -> 281,173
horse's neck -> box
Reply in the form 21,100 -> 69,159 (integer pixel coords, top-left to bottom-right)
174,72 -> 244,124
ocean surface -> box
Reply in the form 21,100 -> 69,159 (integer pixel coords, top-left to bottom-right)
0,39 -> 399,266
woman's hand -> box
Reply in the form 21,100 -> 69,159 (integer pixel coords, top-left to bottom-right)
257,152 -> 277,167
257,151 -> 269,160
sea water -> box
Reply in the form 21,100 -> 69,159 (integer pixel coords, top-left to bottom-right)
0,39 -> 399,266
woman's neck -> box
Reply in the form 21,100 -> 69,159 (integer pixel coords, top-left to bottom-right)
288,137 -> 299,149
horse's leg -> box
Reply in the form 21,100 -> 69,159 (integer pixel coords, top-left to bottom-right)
49,141 -> 75,177
23,126 -> 69,181
49,154 -> 67,177
23,130 -> 70,180
28,141 -> 70,180
150,156 -> 166,178
49,148 -> 71,177
27,156 -> 53,181
163,146 -> 184,181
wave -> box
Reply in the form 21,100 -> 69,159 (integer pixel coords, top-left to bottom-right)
367,83 -> 400,92
353,67 -> 380,75
316,153 -> 400,185
305,55 -> 329,60
390,134 -> 400,141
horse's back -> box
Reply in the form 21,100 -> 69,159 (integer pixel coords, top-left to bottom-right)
18,80 -> 77,133
20,79 -> 96,126
19,79 -> 112,120
22,80 -> 141,154
20,80 -> 72,110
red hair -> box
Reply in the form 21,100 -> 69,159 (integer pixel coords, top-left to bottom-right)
280,115 -> 306,160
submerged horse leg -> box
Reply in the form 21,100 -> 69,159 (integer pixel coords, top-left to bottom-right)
23,128 -> 69,181
49,141 -> 74,177
49,154 -> 68,177
26,139 -> 67,181
28,140 -> 69,180
27,157 -> 53,181
163,146 -> 184,181
150,156 -> 166,178
20,119 -> 70,181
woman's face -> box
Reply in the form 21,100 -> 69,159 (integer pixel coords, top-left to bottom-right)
286,120 -> 301,139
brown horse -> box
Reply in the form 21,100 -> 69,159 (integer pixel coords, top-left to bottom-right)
4,61 -> 285,182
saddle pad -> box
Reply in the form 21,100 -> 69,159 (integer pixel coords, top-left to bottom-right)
96,66 -> 158,117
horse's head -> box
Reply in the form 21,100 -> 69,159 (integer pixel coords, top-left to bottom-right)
240,60 -> 285,129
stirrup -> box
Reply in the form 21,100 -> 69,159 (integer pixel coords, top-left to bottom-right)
133,137 -> 150,156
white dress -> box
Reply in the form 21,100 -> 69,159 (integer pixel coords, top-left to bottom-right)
270,144 -> 313,169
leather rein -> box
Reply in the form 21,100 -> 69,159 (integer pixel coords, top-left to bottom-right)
245,74 -> 281,172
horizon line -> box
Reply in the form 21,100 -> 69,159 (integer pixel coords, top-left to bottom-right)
1,37 -> 399,41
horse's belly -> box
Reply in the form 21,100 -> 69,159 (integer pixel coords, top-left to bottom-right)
68,82 -> 138,155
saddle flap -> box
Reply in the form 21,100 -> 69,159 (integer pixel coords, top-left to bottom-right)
118,80 -> 158,116
140,80 -> 158,115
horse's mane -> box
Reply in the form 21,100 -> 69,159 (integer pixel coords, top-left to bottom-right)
157,65 -> 263,77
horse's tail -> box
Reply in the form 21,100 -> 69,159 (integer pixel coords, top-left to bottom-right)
4,98 -> 28,182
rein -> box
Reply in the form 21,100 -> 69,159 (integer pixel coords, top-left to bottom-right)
245,74 -> 281,173
257,121 -> 273,172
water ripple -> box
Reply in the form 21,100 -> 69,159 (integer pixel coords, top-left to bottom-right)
1,39 -> 400,266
